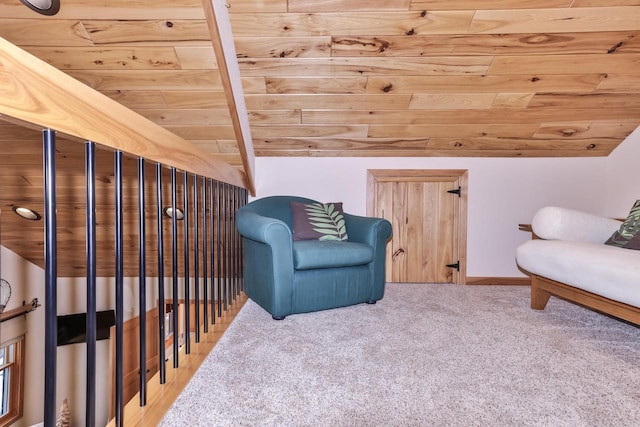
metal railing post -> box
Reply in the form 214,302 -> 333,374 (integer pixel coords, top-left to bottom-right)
43,129 -> 57,427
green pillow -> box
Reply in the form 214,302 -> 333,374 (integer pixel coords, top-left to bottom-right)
605,200 -> 640,250
291,201 -> 349,241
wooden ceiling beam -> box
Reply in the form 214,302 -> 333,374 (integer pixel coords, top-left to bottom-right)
201,0 -> 256,196
0,36 -> 246,189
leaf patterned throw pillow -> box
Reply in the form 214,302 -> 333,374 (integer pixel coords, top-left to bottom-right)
605,200 -> 640,250
291,201 -> 349,241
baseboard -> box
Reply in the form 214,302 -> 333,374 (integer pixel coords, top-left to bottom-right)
465,276 -> 531,286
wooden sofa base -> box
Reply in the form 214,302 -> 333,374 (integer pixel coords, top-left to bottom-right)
531,274 -> 640,326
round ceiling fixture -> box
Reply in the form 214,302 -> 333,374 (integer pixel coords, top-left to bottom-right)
20,0 -> 60,16
12,206 -> 42,221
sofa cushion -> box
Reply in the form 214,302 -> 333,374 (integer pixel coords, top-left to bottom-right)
291,201 -> 349,241
516,239 -> 640,308
532,206 -> 622,243
293,241 -> 373,270
605,200 -> 640,250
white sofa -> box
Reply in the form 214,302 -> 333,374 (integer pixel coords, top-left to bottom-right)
516,206 -> 640,325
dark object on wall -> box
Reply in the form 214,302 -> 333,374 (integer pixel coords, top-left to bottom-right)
57,310 -> 116,346
20,0 -> 60,16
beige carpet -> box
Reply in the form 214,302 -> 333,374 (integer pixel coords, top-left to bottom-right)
160,283 -> 640,426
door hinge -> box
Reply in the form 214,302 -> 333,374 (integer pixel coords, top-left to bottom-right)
446,261 -> 460,271
447,186 -> 461,197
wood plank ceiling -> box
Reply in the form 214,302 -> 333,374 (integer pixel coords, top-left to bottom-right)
1,0 -> 640,276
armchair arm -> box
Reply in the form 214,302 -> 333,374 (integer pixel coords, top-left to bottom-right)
345,213 -> 392,246
237,210 -> 293,246
237,210 -> 295,318
345,213 -> 392,302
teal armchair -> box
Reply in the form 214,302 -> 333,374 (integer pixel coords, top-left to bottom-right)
237,196 -> 392,319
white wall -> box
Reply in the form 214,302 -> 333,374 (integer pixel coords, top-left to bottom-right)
254,156 -> 608,277
0,245 -> 165,426
605,126 -> 640,216
1,246 -> 45,427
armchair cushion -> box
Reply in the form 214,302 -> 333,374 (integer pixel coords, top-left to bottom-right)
293,241 -> 374,270
291,201 -> 349,241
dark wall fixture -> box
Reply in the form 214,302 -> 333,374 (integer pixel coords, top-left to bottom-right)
20,0 -> 60,16
57,310 -> 116,346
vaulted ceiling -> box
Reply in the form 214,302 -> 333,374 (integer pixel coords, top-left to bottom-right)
3,0 -> 640,163
1,0 -> 640,276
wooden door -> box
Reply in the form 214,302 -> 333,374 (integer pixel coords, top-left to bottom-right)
367,170 -> 468,284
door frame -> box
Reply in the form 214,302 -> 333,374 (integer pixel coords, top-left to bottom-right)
366,169 -> 468,284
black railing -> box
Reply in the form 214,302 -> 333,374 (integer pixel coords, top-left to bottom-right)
39,130 -> 247,427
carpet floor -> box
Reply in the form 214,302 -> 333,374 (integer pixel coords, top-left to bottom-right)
160,283 -> 640,426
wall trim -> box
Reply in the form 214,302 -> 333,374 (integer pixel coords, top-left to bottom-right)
465,276 -> 531,286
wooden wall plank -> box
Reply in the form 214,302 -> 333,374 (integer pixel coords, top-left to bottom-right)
209,153 -> 243,166
365,74 -> 603,94
289,0 -> 411,12
572,0 -> 640,6
0,19 -> 93,46
492,93 -> 534,108
248,110 -> 302,124
251,125 -> 369,138
407,180 -> 426,281
488,53 -> 640,75
266,77 -> 367,94
301,108 -> 640,124
82,19 -> 210,45
596,74 -> 640,91
252,137 -> 428,150
23,46 -> 181,70
162,90 -> 234,108
409,93 -> 497,109
102,90 -> 168,108
470,7 -> 640,34
215,140 -> 241,153
66,69 -> 222,90
528,92 -> 640,109
410,0 -> 571,9
229,11 -> 475,37
235,36 -> 331,58
239,77 -> 268,94
224,0 -> 287,12
245,94 -> 412,110
174,46 -> 218,68
427,137 -> 619,152
185,139 -> 222,152
256,147 -> 611,157
331,32 -> 640,56
533,120 -> 638,139
238,57 -> 491,76
368,124 -> 539,139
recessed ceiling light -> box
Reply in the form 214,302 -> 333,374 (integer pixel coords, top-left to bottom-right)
12,206 -> 42,221
163,207 -> 184,220
20,0 -> 60,16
